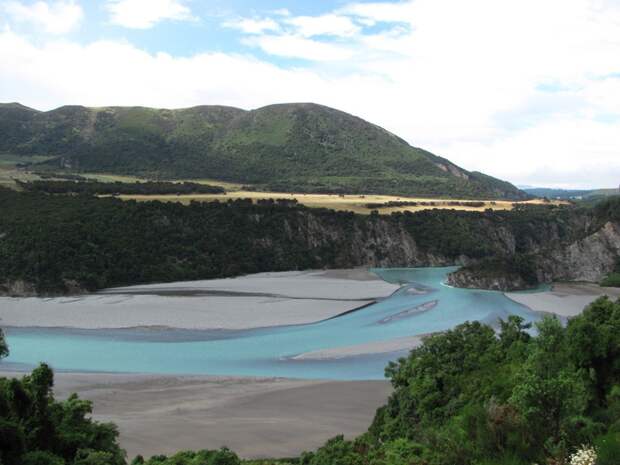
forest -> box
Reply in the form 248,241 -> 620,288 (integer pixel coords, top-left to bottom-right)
0,187 -> 617,295
1,296 -> 619,464
16,180 -> 225,195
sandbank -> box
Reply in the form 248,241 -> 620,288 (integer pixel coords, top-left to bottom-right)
505,282 -> 620,317
0,370 -> 391,460
0,269 -> 399,330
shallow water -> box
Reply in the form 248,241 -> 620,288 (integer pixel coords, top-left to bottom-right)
3,267 -> 541,380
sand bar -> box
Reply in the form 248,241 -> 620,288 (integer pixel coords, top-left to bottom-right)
293,335 -> 425,360
0,370 -> 392,460
0,269 -> 399,330
505,283 -> 620,317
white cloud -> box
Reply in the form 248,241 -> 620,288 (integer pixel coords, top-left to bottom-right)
285,14 -> 360,38
105,0 -> 194,29
224,17 -> 279,34
2,0 -> 83,34
0,0 -> 619,188
245,34 -> 355,61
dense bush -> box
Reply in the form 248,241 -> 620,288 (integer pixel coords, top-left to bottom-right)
301,297 -> 620,465
0,336 -> 125,465
601,273 -> 620,287
17,180 -> 225,195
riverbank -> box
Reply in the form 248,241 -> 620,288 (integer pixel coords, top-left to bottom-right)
505,282 -> 620,317
0,269 -> 399,330
0,370 -> 391,460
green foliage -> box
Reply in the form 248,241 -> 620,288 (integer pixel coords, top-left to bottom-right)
0,102 -> 526,199
17,180 -> 225,195
601,272 -> 620,287
319,297 -> 620,465
0,364 -> 125,465
140,448 -> 241,465
0,188 -> 582,295
0,329 -> 8,359
22,451 -> 66,465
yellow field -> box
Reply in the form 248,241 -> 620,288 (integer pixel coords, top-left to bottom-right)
115,191 -> 563,215
2,167 -> 565,214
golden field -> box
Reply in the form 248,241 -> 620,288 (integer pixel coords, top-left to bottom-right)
115,190 -> 564,214
1,164 -> 565,215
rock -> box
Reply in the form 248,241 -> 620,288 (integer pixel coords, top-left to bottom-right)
0,280 -> 37,297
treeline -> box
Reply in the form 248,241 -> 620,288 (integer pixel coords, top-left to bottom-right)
2,298 -> 619,464
1,188 -> 616,295
16,180 -> 225,195
364,200 -> 488,209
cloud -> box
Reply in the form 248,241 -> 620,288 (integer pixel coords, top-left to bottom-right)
224,17 -> 279,34
244,34 -> 355,61
284,14 -> 361,38
2,0 -> 83,34
0,0 -> 619,188
105,0 -> 194,29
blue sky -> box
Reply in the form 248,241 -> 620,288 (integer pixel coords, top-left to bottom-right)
0,0 -> 619,189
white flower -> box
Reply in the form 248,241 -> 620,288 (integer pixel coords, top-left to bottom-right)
569,445 -> 597,465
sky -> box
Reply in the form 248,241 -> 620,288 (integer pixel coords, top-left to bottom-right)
0,0 -> 619,189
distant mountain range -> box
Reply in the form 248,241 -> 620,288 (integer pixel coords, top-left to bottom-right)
522,187 -> 620,200
0,102 -> 527,199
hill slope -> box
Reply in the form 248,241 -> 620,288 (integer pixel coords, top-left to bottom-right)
0,102 -> 526,199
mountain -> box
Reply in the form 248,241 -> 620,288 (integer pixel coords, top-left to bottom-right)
524,187 -> 620,202
0,102 -> 526,199
523,187 -> 595,199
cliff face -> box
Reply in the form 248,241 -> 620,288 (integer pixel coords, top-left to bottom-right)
445,271 -> 533,292
538,221 -> 620,282
446,220 -> 620,291
286,213 -> 460,269
0,280 -> 37,297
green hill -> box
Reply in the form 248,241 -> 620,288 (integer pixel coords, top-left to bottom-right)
0,102 -> 526,199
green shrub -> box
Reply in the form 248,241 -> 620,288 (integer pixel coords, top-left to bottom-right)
595,431 -> 620,465
601,272 -> 620,287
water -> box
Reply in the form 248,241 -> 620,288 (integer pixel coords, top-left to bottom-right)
2,267 -> 541,380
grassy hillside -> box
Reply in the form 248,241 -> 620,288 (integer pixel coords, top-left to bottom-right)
0,102 -> 526,199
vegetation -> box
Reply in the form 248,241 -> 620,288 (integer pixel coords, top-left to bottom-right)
0,332 -> 125,465
299,298 -> 620,465
2,297 -> 619,464
601,260 -> 620,287
2,189 -> 616,295
601,273 -> 620,287
0,187 -> 593,295
0,102 -> 526,199
16,180 -> 225,195
364,200 -> 487,209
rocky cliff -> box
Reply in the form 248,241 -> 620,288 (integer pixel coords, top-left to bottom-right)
446,217 -> 620,291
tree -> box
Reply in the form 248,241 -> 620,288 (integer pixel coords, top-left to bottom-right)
0,329 -> 8,360
510,317 -> 588,460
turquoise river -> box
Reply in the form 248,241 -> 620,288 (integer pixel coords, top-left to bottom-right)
3,267 -> 544,380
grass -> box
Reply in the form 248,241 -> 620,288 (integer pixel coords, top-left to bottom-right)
0,154 -> 55,188
2,166 -> 566,215
114,191 -> 564,215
